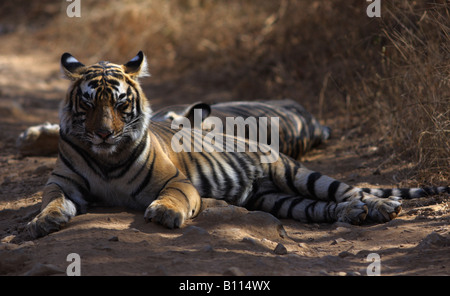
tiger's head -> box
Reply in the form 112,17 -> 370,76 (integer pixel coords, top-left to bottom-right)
60,51 -> 151,156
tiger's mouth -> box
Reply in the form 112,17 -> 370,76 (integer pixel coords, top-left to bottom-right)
91,141 -> 118,155
90,135 -> 120,154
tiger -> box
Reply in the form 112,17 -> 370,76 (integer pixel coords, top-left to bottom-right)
27,51 -> 449,238
150,98 -> 331,160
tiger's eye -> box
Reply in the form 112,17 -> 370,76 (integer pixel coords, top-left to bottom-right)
116,101 -> 130,111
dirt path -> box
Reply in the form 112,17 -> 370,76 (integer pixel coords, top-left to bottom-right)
0,53 -> 449,276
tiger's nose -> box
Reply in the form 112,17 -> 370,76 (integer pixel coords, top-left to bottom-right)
95,129 -> 113,140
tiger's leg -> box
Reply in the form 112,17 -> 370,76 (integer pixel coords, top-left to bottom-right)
144,179 -> 202,229
27,183 -> 77,238
269,155 -> 402,223
245,179 -> 368,224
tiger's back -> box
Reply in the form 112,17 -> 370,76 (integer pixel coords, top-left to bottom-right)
152,99 -> 331,160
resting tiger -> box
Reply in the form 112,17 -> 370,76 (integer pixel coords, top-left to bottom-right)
151,98 -> 331,160
27,51 -> 449,238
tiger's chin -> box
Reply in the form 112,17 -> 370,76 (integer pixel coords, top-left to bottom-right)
91,142 -> 119,155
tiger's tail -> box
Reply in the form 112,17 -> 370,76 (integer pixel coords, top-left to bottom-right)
361,186 -> 450,199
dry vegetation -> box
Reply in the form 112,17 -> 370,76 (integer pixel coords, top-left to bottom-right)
1,0 -> 448,182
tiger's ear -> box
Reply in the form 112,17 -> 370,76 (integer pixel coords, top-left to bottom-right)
60,53 -> 86,80
122,51 -> 150,80
182,102 -> 212,124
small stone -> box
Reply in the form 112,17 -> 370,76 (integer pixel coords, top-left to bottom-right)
182,225 -> 209,237
338,251 -> 353,258
242,236 -> 259,246
335,226 -> 352,233
200,245 -> 214,252
273,243 -> 288,255
332,238 -> 346,245
298,243 -> 308,249
417,232 -> 450,249
223,267 -> 245,276
108,236 -> 119,242
23,263 -> 65,276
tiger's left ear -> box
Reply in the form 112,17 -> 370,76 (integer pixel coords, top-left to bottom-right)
61,52 -> 86,81
122,51 -> 150,80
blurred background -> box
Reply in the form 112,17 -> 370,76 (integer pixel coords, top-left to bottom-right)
0,0 -> 448,183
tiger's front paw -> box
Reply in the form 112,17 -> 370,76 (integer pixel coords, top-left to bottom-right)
27,210 -> 69,239
27,198 -> 77,239
144,199 -> 187,229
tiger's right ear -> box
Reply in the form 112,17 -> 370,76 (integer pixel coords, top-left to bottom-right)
183,102 -> 211,123
60,53 -> 86,80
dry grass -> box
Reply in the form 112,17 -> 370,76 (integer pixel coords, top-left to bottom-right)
357,1 -> 450,184
0,0 -> 448,183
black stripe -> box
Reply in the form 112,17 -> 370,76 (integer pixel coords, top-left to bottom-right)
287,197 -> 304,219
127,148 -> 151,185
328,181 -> 341,202
58,151 -> 91,191
179,154 -> 192,181
45,181 -> 86,213
282,156 -> 299,195
361,188 -> 371,193
50,172 -> 90,198
326,202 -> 336,222
245,188 -> 279,210
131,149 -> 156,198
200,151 -> 234,198
422,187 -> 433,196
134,87 -> 142,114
156,170 -> 180,197
307,172 -> 322,198
67,87 -> 76,112
112,132 -> 148,179
193,156 -> 212,197
305,200 -> 318,222
196,152 -> 222,192
219,152 -> 243,200
228,153 -> 255,202
400,188 -> 412,198
341,186 -> 354,201
163,186 -> 190,206
270,195 -> 294,217
60,133 -> 104,178
381,189 -> 392,198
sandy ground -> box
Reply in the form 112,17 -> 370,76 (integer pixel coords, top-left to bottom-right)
0,52 -> 449,276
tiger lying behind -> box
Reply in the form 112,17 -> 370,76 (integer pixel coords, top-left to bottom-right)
151,98 -> 331,160
27,51 -> 449,238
